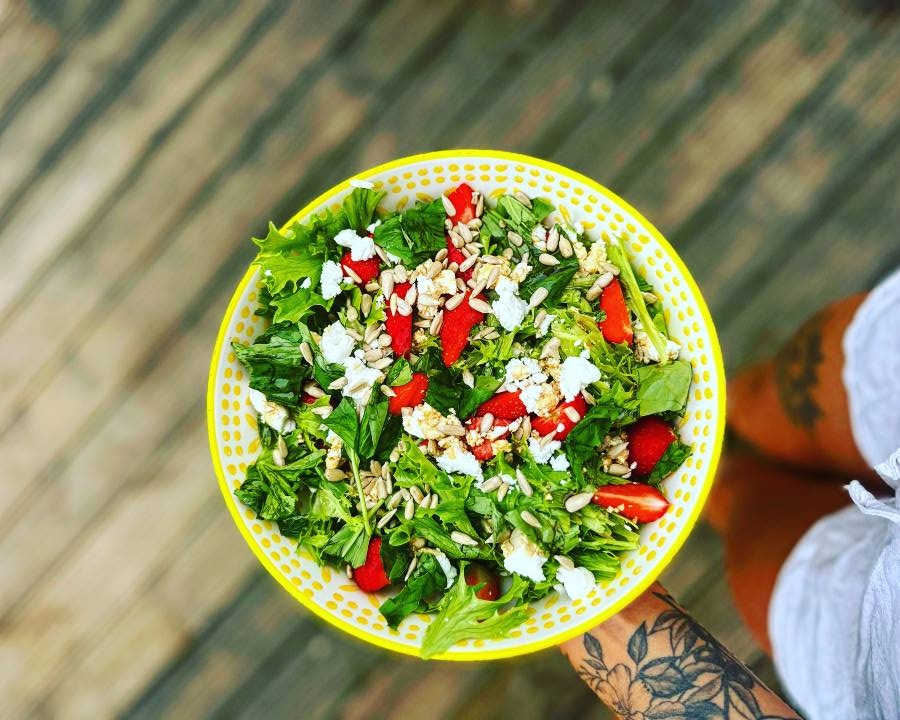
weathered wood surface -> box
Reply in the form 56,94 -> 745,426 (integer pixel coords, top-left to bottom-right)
0,0 -> 897,717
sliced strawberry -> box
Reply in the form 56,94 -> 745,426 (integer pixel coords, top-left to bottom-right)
531,396 -> 588,440
301,393 -> 318,405
598,278 -> 633,345
340,250 -> 380,285
626,416 -> 677,476
475,391 -> 528,421
351,536 -> 391,592
465,563 -> 501,601
440,290 -> 486,366
388,373 -> 429,415
385,282 -> 413,358
446,237 -> 473,281
592,483 -> 670,523
471,440 -> 496,462
465,417 -> 511,462
446,182 -> 476,225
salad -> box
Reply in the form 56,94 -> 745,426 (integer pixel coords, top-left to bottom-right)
231,180 -> 693,657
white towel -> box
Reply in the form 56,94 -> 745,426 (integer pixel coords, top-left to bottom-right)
769,269 -> 900,719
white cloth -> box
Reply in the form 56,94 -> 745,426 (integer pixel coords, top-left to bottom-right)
769,269 -> 900,720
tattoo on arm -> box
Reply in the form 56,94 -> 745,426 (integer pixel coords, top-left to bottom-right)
571,590 -> 801,719
774,308 -> 826,430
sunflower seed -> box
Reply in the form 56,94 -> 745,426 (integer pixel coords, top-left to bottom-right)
393,265 -> 409,283
363,348 -> 383,363
387,491 -> 404,509
468,218 -> 482,229
538,253 -> 560,266
389,294 -> 399,314
450,230 -> 465,249
515,468 -> 534,497
379,333 -> 393,347
418,294 -> 439,308
528,287 -> 549,309
328,377 -> 348,390
441,194 -> 456,215
298,341 -> 314,365
413,319 -> 430,329
521,415 -> 532,438
564,406 -> 581,423
346,264 -> 365,283
456,277 -> 467,291
365,281 -> 380,293
534,309 -> 547,330
429,494 -> 440,509
325,468 -> 346,481
403,554 -> 418,580
608,463 -> 632,477
565,492 -> 594,513
497,483 -> 510,501
607,441 -> 629,459
361,294 -> 373,317
469,278 -> 487,296
479,413 -> 494,435
507,230 -> 523,247
464,242 -> 481,255
514,191 -> 532,208
642,291 -> 658,304
541,337 -> 561,359
371,357 -> 392,370
521,510 -> 541,529
409,485 -> 425,503
458,254 -> 479,273
483,329 -> 500,341
462,369 -> 475,388
304,384 -> 325,398
581,388 -> 596,405
599,261 -> 620,276
404,498 -> 416,520
419,493 -> 433,509
395,298 -> 413,316
457,222 -> 472,243
381,271 -> 395,298
312,405 -> 333,418
437,422 -> 467,436
468,297 -> 493,314
346,564 -> 353,579
481,476 -> 502,493
347,380 -> 370,396
451,530 -> 479,546
475,193 -> 484,217
559,237 -> 573,258
272,448 -> 285,467
429,311 -> 444,335
375,245 -> 390,263
435,248 -> 449,262
376,508 -> 398,529
403,285 -> 417,306
555,554 -> 576,570
546,226 -> 559,253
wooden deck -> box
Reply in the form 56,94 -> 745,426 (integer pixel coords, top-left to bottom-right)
1,0 -> 897,717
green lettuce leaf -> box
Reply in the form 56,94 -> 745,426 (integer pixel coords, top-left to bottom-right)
635,360 -> 692,417
379,553 -> 446,629
343,187 -> 386,231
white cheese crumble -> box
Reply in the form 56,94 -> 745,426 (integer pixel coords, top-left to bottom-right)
350,178 -> 375,189
555,565 -> 595,600
550,454 -> 570,472
634,327 -> 682,364
325,430 -> 344,469
416,269 -> 457,298
529,437 -> 561,464
502,529 -> 548,582
248,388 -> 293,433
559,354 -> 602,401
334,228 -> 376,261
520,382 -> 560,417
504,357 -> 546,391
300,277 -> 312,289
402,402 -> 446,440
500,473 -> 517,486
491,276 -> 528,332
321,321 -> 356,366
510,257 -> 532,283
435,441 -> 484,481
580,241 -> 608,274
341,351 -> 381,408
429,548 -> 457,589
535,312 -> 555,338
320,260 -> 345,300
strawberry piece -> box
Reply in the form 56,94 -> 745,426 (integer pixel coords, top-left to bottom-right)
592,483 -> 670,523
301,393 -> 318,405
531,396 -> 588,440
446,237 -> 473,281
440,290 -> 486,366
471,440 -> 496,462
598,278 -> 633,345
465,417 -> 510,462
475,391 -> 528,421
465,563 -> 501,601
351,536 -> 391,592
340,250 -> 380,285
385,282 -> 413,358
626,416 -> 677,476
446,182 -> 477,225
388,373 -> 429,415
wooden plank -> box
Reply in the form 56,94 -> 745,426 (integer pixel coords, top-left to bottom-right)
0,4 -> 59,111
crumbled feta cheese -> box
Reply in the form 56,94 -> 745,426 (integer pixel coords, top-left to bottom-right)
535,312 -> 555,338
263,268 -> 273,277
341,351 -> 382,408
300,277 -> 312,289
500,473 -> 517,486
248,388 -> 292,433
492,276 -> 528,332
580,241 -> 608,274
555,565 -> 595,600
504,357 -> 546,391
634,328 -> 682,364
559,355 -> 602,401
510,257 -> 532,283
550,454 -> 570,472
402,402 -> 446,440
366,219 -> 381,233
325,430 -> 344,469
334,228 -> 376,261
320,260 -> 344,300
436,441 -> 484,481
529,438 -> 561,464
429,549 -> 457,589
321,321 -> 356,366
520,382 -> 560,417
417,269 -> 457,299
350,178 -> 375,189
502,529 -> 548,582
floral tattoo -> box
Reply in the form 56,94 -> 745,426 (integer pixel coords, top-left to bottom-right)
572,591 -> 800,719
774,308 -> 826,430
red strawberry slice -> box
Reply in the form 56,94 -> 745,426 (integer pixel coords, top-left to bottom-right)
446,182 -> 477,225
592,483 -> 670,523
301,393 -> 318,405
340,250 -> 380,285
531,396 -> 588,441
464,417 -> 511,462
446,237 -> 473,281
388,373 -> 429,415
470,440 -> 496,462
598,278 -> 633,345
465,563 -> 501,600
351,536 -> 391,592
475,391 -> 528,421
440,290 -> 486,366
626,416 -> 677,476
384,282 -> 413,358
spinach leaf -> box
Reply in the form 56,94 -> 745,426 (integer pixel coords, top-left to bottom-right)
324,517 -> 369,568
385,357 -> 413,386
635,360 -> 692,417
647,439 -> 692,485
342,187 -> 386,231
232,334 -> 311,407
373,199 -> 446,265
379,553 -> 445,629
458,375 -> 503,419
519,256 -> 579,307
322,398 -> 359,453
358,396 -> 388,460
564,402 -> 620,483
234,465 -> 268,513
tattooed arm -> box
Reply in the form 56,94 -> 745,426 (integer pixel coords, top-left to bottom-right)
560,583 -> 801,720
